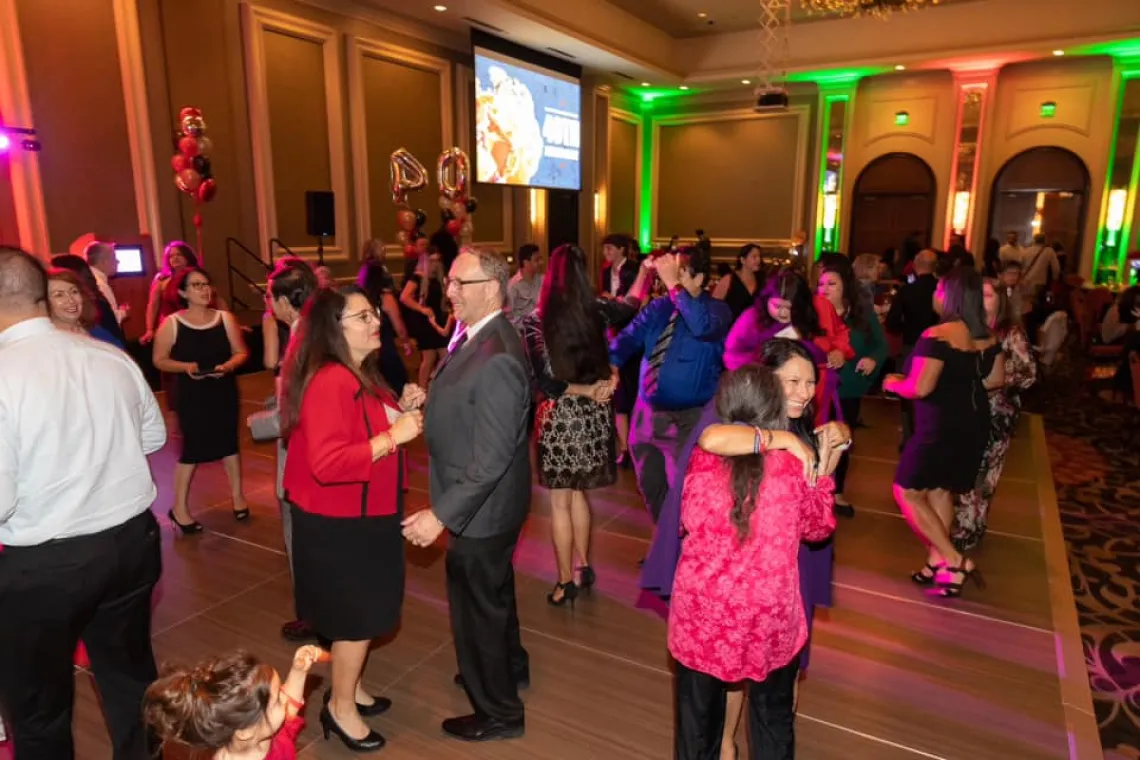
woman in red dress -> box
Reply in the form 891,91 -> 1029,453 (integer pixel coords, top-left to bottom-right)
669,365 -> 837,760
144,646 -> 326,759
280,285 -> 425,752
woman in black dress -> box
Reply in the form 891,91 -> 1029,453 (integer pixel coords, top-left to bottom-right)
152,267 -> 249,532
711,242 -> 763,322
882,267 -> 1004,597
400,242 -> 453,388
357,239 -> 410,394
520,244 -> 635,606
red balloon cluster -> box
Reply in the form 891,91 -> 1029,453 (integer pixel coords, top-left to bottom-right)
171,107 -> 216,204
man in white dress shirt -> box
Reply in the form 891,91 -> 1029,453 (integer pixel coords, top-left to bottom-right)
0,247 -> 167,759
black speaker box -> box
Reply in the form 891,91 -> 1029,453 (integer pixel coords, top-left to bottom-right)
305,191 -> 335,237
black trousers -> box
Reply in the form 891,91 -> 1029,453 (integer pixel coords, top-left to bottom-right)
446,530 -> 528,722
674,656 -> 799,760
0,510 -> 162,759
834,396 -> 862,494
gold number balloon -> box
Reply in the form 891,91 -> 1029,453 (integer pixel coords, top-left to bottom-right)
390,148 -> 427,205
437,147 -> 469,201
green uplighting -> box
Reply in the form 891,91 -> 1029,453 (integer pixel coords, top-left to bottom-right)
636,86 -> 695,103
814,91 -> 853,257
639,111 -> 654,251
786,66 -> 884,86
1074,38 -> 1140,63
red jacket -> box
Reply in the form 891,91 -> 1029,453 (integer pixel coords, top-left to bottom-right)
283,364 -> 402,518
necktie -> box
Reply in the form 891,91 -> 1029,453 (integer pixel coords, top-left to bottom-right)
434,331 -> 468,379
643,310 -> 679,398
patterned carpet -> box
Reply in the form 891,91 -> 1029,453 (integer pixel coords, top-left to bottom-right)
1027,362 -> 1140,759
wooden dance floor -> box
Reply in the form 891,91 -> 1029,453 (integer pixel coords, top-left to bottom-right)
63,372 -> 1100,759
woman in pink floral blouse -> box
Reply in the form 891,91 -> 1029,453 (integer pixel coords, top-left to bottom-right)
953,278 -> 1037,551
668,365 -> 837,760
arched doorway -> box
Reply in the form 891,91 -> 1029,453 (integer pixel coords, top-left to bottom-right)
987,147 -> 1089,273
848,153 -> 937,259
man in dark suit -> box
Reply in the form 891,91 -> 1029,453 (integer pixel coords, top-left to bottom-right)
402,247 -> 532,742
885,248 -> 939,445
600,233 -> 640,298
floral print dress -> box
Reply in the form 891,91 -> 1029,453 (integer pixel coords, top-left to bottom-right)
953,325 -> 1037,551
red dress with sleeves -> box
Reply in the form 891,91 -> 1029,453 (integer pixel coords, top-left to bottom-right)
667,449 -> 836,683
282,364 -> 403,518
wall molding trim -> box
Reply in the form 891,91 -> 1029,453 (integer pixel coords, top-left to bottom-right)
650,106 -> 811,242
240,2 -> 348,263
455,63 -> 512,251
0,0 -> 49,255
348,35 -> 454,253
111,0 -> 163,257
608,104 -> 643,240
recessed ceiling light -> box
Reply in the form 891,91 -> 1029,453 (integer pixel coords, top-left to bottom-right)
895,64 -> 906,71
741,79 -> 752,85
1052,49 -> 1065,56
679,85 -> 690,90
641,81 -> 650,86
433,4 -> 447,11
698,11 -> 707,18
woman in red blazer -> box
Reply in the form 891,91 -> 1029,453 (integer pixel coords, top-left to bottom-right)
280,285 -> 424,752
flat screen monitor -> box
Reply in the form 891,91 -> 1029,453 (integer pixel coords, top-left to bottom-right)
474,46 -> 581,191
114,245 -> 145,276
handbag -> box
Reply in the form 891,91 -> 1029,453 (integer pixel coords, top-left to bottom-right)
246,395 -> 281,442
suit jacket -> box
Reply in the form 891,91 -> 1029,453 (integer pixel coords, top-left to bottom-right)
425,313 -> 532,538
601,258 -> 639,298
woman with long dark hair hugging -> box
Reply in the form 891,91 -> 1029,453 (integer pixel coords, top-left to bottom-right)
669,362 -> 839,760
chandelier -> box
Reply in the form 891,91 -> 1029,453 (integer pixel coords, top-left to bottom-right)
802,0 -> 941,20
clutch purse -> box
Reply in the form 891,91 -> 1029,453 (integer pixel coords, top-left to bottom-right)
246,395 -> 281,442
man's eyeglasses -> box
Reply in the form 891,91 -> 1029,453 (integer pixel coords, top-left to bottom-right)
446,277 -> 493,290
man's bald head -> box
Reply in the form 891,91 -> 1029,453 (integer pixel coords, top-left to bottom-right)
914,249 -> 937,275
0,247 -> 49,328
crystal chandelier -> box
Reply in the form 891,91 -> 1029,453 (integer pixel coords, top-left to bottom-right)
802,0 -> 942,20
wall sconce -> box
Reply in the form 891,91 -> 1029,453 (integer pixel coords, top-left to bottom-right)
1106,188 -> 1128,245
1040,101 -> 1057,118
822,194 -> 839,246
952,190 -> 971,233
894,111 -> 910,126
594,190 -> 606,228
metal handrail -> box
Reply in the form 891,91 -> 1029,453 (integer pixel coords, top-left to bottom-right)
269,238 -> 296,261
224,237 -> 272,313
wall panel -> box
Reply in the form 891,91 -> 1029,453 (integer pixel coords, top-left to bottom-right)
608,111 -> 639,238
15,0 -> 137,251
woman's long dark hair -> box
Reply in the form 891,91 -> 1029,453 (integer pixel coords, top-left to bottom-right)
539,244 -> 609,384
280,285 -> 388,437
714,365 -> 788,541
755,268 -> 821,339
822,264 -> 868,334
938,266 -> 990,340
759,338 -> 818,441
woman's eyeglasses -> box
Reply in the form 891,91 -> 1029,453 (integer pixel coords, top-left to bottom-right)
342,309 -> 381,325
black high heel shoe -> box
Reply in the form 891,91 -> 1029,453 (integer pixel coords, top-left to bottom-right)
323,688 -> 392,717
910,562 -> 939,586
934,560 -> 985,598
232,505 -> 250,521
546,581 -> 579,608
167,510 -> 203,535
577,566 -> 596,593
319,706 -> 385,752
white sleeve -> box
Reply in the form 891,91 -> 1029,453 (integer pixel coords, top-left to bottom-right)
0,400 -> 17,527
133,364 -> 167,454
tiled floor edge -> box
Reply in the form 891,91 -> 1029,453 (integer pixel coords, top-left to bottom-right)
1028,413 -> 1101,759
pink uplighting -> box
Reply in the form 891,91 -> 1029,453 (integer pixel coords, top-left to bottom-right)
0,133 -> 10,152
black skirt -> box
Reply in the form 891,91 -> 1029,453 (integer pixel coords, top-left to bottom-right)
290,502 -> 405,641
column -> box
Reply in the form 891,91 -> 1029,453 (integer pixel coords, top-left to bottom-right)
945,72 -> 996,251
811,83 -> 856,258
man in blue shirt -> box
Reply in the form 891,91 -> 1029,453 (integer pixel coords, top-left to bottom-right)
609,246 -> 731,522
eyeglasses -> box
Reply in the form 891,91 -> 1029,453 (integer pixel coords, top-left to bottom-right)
446,277 -> 493,290
342,309 -> 380,325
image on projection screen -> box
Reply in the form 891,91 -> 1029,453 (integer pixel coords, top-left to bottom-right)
474,47 -> 581,191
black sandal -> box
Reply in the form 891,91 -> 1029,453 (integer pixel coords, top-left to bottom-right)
933,561 -> 985,598
910,562 -> 939,586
